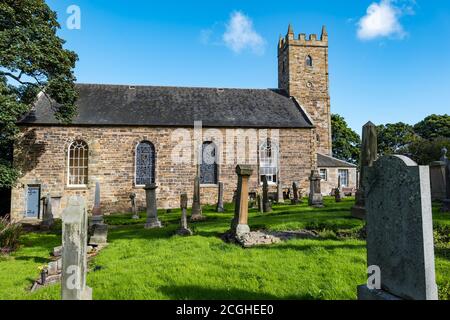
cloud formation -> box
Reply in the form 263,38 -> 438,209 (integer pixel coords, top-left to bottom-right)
357,0 -> 414,40
222,11 -> 265,54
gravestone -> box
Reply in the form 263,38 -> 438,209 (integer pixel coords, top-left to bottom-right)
130,193 -> 139,220
61,196 -> 92,300
216,182 -> 225,213
276,180 -> 284,204
191,176 -> 204,221
41,194 -> 54,229
334,176 -> 344,203
231,165 -> 253,236
308,170 -> 324,208
357,155 -> 438,300
89,182 -> 108,245
291,182 -> 300,205
257,193 -> 263,213
177,193 -> 193,236
440,148 -> 450,212
144,183 -> 162,229
262,176 -> 272,213
352,121 -> 378,219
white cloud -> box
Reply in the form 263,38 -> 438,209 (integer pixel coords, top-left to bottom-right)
222,11 -> 265,54
357,0 -> 414,40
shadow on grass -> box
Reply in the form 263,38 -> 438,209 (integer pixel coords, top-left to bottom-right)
253,242 -> 366,252
157,285 -> 316,300
14,256 -> 50,264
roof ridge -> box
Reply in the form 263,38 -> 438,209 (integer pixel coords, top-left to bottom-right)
75,83 -> 279,91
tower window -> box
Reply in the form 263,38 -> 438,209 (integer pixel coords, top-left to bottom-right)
306,55 -> 313,67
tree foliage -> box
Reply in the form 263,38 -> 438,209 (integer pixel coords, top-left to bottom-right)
408,137 -> 450,165
413,114 -> 450,140
331,114 -> 361,164
376,122 -> 416,156
0,0 -> 78,187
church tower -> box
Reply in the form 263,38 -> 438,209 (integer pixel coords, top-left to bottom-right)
278,24 -> 332,156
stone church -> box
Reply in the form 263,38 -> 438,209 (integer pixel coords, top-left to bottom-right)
10,25 -> 356,221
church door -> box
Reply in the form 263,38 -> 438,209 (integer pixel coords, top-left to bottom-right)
26,185 -> 41,219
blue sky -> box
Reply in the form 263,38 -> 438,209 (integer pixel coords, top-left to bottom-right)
47,0 -> 450,133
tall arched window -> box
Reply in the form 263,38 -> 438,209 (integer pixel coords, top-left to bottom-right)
135,141 -> 156,186
306,55 -> 313,67
68,140 -> 89,186
200,141 -> 218,185
259,138 -> 278,184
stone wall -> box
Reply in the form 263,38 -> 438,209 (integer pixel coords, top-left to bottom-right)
11,125 -> 315,220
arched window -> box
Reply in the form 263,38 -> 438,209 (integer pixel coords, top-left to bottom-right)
200,141 -> 218,185
306,55 -> 313,67
68,140 -> 89,186
135,141 -> 156,186
259,138 -> 278,184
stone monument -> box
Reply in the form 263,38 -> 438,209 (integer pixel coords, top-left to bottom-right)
41,194 -> 54,230
291,182 -> 300,205
352,121 -> 378,219
276,180 -> 284,204
262,176 -> 272,213
89,182 -> 108,245
216,182 -> 225,213
61,196 -> 92,300
130,193 -> 139,220
308,170 -> 324,208
231,165 -> 253,237
440,148 -> 450,212
177,193 -> 193,236
144,183 -> 162,229
191,176 -> 204,221
357,155 -> 438,300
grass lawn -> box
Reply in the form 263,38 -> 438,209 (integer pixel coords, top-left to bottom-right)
0,197 -> 449,300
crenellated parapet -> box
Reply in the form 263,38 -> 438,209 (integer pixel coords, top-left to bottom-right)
278,25 -> 328,53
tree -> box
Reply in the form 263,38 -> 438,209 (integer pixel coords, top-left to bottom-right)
407,137 -> 450,165
414,114 -> 450,140
331,114 -> 361,164
376,122 -> 416,156
0,0 -> 78,187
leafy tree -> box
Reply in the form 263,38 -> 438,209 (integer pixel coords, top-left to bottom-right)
376,122 -> 416,156
407,137 -> 450,165
414,114 -> 450,140
0,0 -> 78,188
331,114 -> 361,164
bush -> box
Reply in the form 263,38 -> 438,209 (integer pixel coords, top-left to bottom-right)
0,215 -> 22,253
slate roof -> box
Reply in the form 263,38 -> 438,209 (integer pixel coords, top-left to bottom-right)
19,84 -> 314,128
317,153 -> 357,168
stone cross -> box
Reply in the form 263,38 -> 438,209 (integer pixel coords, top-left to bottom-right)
352,121 -> 378,219
308,170 -> 324,207
191,176 -> 204,221
262,176 -> 272,213
89,182 -> 108,245
357,155 -> 438,300
61,196 -> 92,300
231,165 -> 253,236
41,194 -> 54,229
291,182 -> 300,205
216,182 -> 225,213
177,193 -> 193,236
130,193 -> 139,220
144,183 -> 162,229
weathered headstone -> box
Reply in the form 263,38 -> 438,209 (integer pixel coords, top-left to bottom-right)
89,182 -> 108,245
262,176 -> 272,213
191,176 -> 204,221
334,176 -> 344,203
130,193 -> 139,220
357,155 -> 438,300
177,193 -> 193,236
352,121 -> 378,219
440,148 -> 450,212
216,182 -> 225,213
308,170 -> 324,208
291,182 -> 300,205
144,183 -> 162,229
61,196 -> 92,300
41,194 -> 54,229
276,180 -> 284,204
257,193 -> 263,213
231,165 -> 253,236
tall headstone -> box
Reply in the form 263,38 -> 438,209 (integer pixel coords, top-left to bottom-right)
191,176 -> 204,221
89,182 -> 108,245
177,193 -> 193,236
231,165 -> 253,236
352,121 -> 378,219
291,182 -> 300,205
61,196 -> 92,300
308,170 -> 324,208
276,180 -> 284,204
257,193 -> 263,213
144,183 -> 162,229
357,155 -> 438,300
130,193 -> 139,220
262,176 -> 272,213
216,182 -> 225,213
440,148 -> 450,212
41,194 -> 54,229
334,176 -> 344,203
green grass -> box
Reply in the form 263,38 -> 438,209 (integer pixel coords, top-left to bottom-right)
0,197 -> 449,300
